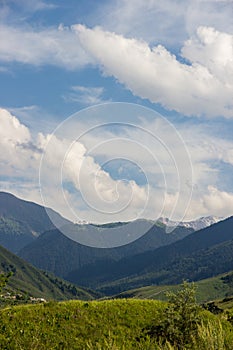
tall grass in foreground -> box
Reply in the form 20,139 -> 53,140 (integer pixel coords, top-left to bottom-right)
87,319 -> 231,349
0,283 -> 233,349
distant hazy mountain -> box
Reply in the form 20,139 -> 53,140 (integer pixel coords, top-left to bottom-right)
2,191 -> 230,295
71,216 -> 233,294
19,222 -> 194,282
0,191 -> 221,253
0,192 -> 69,252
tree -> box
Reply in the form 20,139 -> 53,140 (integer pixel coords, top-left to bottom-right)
0,272 -> 12,294
147,281 -> 201,348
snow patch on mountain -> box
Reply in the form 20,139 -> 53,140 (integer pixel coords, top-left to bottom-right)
158,216 -> 223,231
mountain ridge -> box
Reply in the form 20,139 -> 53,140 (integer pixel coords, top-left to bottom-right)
0,191 -> 70,252
65,216 -> 233,293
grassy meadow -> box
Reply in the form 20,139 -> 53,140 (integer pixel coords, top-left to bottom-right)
0,298 -> 233,349
114,271 -> 233,303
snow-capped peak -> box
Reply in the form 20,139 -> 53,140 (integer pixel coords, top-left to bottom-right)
158,216 -> 223,231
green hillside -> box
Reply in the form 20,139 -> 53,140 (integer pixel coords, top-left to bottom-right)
0,298 -> 232,349
0,244 -> 97,301
114,270 -> 233,303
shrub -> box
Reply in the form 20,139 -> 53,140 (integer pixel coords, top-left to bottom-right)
146,281 -> 201,348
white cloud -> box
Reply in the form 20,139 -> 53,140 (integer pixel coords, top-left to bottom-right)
182,26 -> 233,85
0,0 -> 56,23
8,105 -> 61,135
75,25 -> 233,118
63,86 -> 110,105
80,116 -> 233,220
36,117 -> 233,222
39,132 -> 149,222
0,108 -> 35,175
187,134 -> 233,167
0,108 -> 149,222
17,0 -> 56,11
187,186 -> 233,219
0,24 -> 92,69
1,4 -> 231,120
99,0 -> 233,47
0,108 -> 30,144
185,0 -> 233,38
99,0 -> 189,47
0,107 -> 233,223
202,186 -> 233,217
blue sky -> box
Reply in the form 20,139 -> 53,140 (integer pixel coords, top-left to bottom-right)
0,0 -> 233,224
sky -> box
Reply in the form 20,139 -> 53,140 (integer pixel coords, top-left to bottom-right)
0,0 -> 233,225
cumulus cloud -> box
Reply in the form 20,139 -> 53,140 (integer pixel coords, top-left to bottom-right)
0,108 -> 37,175
202,186 -> 233,217
182,26 -> 233,85
0,108 -> 30,144
0,107 -> 233,222
1,6 -> 231,119
35,115 -> 233,222
75,25 -> 233,118
186,186 -> 233,219
39,131 -> 149,222
0,108 -> 149,222
0,24 -> 92,69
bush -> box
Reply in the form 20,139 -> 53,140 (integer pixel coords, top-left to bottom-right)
146,281 -> 201,348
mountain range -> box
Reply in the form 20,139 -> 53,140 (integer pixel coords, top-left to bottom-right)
0,191 -> 232,298
0,192 -> 221,253
74,216 -> 233,294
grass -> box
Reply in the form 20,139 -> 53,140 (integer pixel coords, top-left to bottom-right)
0,299 -> 162,349
114,271 -> 233,303
0,299 -> 232,349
